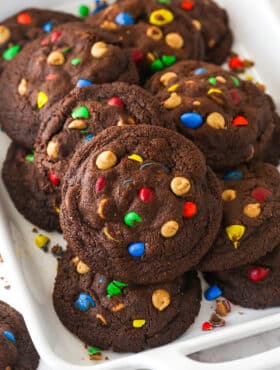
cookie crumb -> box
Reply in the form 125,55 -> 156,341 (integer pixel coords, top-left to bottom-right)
51,244 -> 64,258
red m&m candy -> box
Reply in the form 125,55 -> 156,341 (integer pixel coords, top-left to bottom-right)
251,187 -> 272,203
232,115 -> 248,127
95,176 -> 106,193
202,321 -> 213,331
183,202 -> 197,218
17,12 -> 32,25
139,187 -> 154,203
45,73 -> 58,81
131,50 -> 144,64
49,171 -> 60,187
247,266 -> 270,283
181,1 -> 194,10
107,97 -> 124,109
51,31 -> 62,43
228,56 -> 244,69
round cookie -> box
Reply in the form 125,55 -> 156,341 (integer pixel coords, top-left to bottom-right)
2,143 -> 60,231
53,249 -> 202,352
0,22 -> 139,148
204,246 -> 280,309
198,162 -> 280,272
86,0 -> 205,80
171,0 -> 233,64
35,82 -> 172,211
0,8 -> 80,75
146,61 -> 275,170
60,125 -> 222,284
0,300 -> 39,369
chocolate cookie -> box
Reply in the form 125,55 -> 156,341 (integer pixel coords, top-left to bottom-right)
146,61 -> 275,170
0,22 -> 139,148
171,0 -> 233,64
86,0 -> 205,80
204,246 -> 280,309
0,300 -> 39,369
60,125 -> 222,284
2,143 -> 60,231
53,249 -> 201,352
0,8 -> 79,74
199,162 -> 280,271
35,82 -> 172,211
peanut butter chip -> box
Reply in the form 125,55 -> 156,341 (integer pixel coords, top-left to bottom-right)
91,41 -> 108,58
160,72 -> 177,86
165,33 -> 184,49
71,256 -> 80,265
216,75 -> 226,84
170,177 -> 191,196
193,100 -> 201,106
0,25 -> 11,44
96,313 -> 107,325
18,78 -> 28,96
68,119 -> 87,129
146,52 -> 156,62
206,112 -> 226,129
47,51 -> 65,65
192,19 -> 201,30
101,20 -> 117,30
112,303 -> 125,312
146,26 -> 163,41
208,39 -> 216,48
163,92 -> 182,109
161,220 -> 179,238
96,151 -> 117,170
222,189 -> 237,201
77,260 -> 90,274
243,203 -> 261,218
47,141 -> 59,159
152,289 -> 171,311
97,198 -> 109,219
117,117 -> 135,126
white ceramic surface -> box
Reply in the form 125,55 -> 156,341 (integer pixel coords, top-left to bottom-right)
0,1 -> 280,369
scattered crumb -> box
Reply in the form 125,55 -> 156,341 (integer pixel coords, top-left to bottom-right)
51,244 -> 64,258
32,227 -> 38,233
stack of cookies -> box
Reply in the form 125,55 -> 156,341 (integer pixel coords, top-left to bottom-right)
0,0 -> 279,357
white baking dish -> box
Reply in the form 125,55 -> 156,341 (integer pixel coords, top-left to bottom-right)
0,0 -> 280,369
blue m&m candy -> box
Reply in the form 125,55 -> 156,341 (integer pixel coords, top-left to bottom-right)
75,292 -> 96,311
180,112 -> 203,129
43,21 -> 53,33
128,242 -> 145,257
92,0 -> 108,14
77,79 -> 93,88
204,285 -> 222,301
224,170 -> 243,181
115,12 -> 135,25
84,133 -> 94,143
3,330 -> 16,344
194,67 -> 207,75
